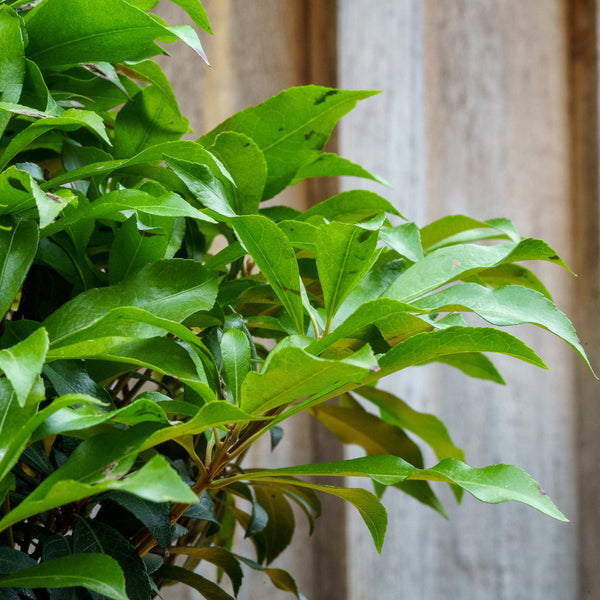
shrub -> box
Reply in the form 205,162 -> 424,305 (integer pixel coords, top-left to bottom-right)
0,1 -> 593,598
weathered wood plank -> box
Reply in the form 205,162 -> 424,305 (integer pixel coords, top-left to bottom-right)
339,1 -> 585,599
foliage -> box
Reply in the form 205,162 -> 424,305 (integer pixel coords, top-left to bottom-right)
0,1 -> 593,598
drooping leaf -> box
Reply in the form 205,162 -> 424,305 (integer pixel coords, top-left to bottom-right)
235,454 -> 567,521
156,564 -> 235,600
0,218 -> 38,318
427,352 -> 505,384
0,6 -> 26,139
0,326 -> 48,407
236,555 -> 305,599
412,283 -> 594,374
200,86 -> 378,199
0,554 -> 128,600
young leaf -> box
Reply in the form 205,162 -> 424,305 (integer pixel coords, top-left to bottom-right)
0,554 -> 128,600
200,86 -> 378,199
220,328 -> 251,404
0,6 -> 25,140
0,326 -> 48,407
0,218 -> 38,318
315,222 -> 379,329
230,215 -> 304,333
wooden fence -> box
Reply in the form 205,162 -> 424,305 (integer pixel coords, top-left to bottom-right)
158,2 -> 599,599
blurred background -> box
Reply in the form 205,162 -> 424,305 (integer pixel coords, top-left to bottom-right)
156,1 -> 599,599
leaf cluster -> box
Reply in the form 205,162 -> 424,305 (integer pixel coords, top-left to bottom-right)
0,1 -> 593,598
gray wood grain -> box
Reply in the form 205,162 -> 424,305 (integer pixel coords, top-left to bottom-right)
339,1 -> 587,599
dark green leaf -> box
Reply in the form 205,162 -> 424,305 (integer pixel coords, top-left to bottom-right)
156,564 -> 235,600
236,555 -> 305,599
0,219 -> 38,318
0,6 -> 25,139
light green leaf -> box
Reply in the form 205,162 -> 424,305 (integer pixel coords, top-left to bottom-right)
221,328 -> 251,404
420,214 -> 520,249
291,152 -> 389,186
0,6 -> 25,139
168,0 -> 212,33
412,283 -> 594,374
24,0 -> 167,66
380,223 -> 424,262
241,346 -> 370,415
236,454 -> 567,521
278,220 -> 318,252
208,131 -> 267,214
476,263 -> 552,299
200,86 -> 378,199
383,239 -> 570,303
377,326 -> 546,377
0,218 -> 38,317
0,327 -> 48,407
231,215 -> 304,333
299,189 -> 402,223
316,222 -> 379,328
0,554 -> 128,600
429,352 -> 505,383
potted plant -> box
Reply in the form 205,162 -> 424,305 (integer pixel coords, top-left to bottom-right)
0,1 -> 593,598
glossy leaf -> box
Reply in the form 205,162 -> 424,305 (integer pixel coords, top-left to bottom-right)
237,454 -> 567,521
412,283 -> 594,373
0,326 -> 48,406
221,327 -> 251,404
200,86 -> 378,199
0,7 -> 25,140
241,346 -> 371,415
230,215 -> 304,333
0,554 -> 128,600
0,219 -> 38,318
316,222 -> 379,327
24,0 -> 167,66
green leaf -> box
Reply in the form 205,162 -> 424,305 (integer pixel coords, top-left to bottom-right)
241,346 -> 370,415
0,547 -> 36,575
420,214 -> 520,249
316,222 -> 379,328
354,386 -> 464,463
230,215 -> 304,333
0,327 -> 48,407
412,283 -> 594,374
0,554 -> 128,600
0,109 -> 109,170
108,214 -> 168,283
0,7 -> 25,139
430,352 -> 505,383
156,564 -> 235,600
169,548 -> 243,596
236,454 -> 567,521
476,263 -> 552,299
0,218 -> 38,318
236,555 -> 305,599
377,326 -> 546,377
73,519 -> 150,600
383,239 -> 570,303
221,328 -> 251,404
168,0 -> 212,33
380,223 -> 424,262
291,152 -> 389,186
308,298 -> 432,357
200,86 -> 378,199
208,131 -> 267,214
43,259 -> 218,347
114,84 -> 189,158
23,0 -> 167,66
299,189 -> 402,223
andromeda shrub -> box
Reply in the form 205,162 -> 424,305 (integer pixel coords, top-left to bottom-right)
0,1 -> 594,598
